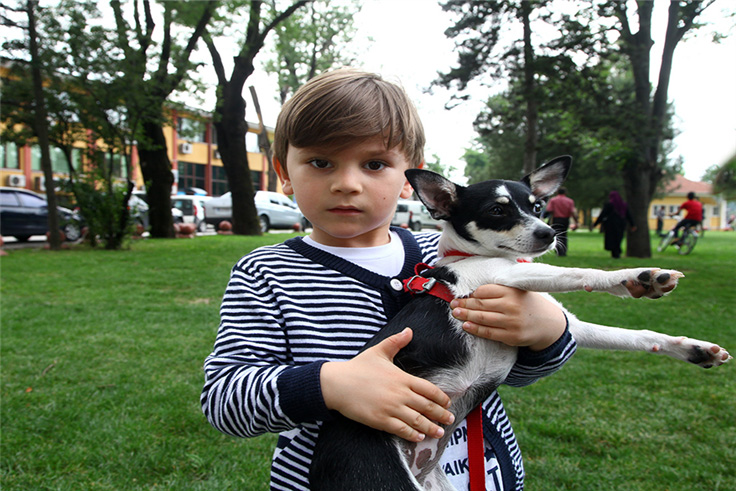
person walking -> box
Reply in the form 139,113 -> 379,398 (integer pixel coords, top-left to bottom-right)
545,187 -> 578,256
592,191 -> 636,259
655,206 -> 665,237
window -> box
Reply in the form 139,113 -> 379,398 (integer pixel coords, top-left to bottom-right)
211,166 -> 228,197
178,161 -> 206,191
251,170 -> 262,191
51,147 -> 67,172
1,141 -> 20,169
246,132 -> 260,153
1,190 -> 20,207
17,191 -> 46,208
31,145 -> 42,171
103,152 -> 128,179
177,117 -> 207,143
71,148 -> 83,172
208,168 -> 263,196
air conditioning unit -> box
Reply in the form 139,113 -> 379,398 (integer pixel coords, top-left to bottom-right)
213,149 -> 221,160
6,174 -> 26,187
179,142 -> 193,154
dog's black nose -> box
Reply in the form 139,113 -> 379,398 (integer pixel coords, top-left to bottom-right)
534,227 -> 554,242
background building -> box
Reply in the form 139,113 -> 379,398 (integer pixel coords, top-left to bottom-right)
0,107 -> 277,198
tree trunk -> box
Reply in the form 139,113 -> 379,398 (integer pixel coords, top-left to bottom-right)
138,121 -> 175,238
206,0 -> 310,234
520,1 -> 538,175
618,0 -> 703,257
249,86 -> 278,193
622,163 -> 652,257
27,0 -> 62,249
214,79 -> 261,235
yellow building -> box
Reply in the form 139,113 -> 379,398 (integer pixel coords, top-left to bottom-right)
649,175 -> 727,232
0,108 -> 276,197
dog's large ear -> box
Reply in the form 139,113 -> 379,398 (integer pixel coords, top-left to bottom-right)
405,169 -> 459,220
522,155 -> 572,198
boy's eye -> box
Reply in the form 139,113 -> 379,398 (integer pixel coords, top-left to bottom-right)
308,159 -> 331,169
364,160 -> 386,171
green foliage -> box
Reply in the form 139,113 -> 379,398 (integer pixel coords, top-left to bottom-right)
65,162 -> 134,250
1,231 -> 734,490
425,153 -> 456,177
262,0 -> 361,104
704,154 -> 736,199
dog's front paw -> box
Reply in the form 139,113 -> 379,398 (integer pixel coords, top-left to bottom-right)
657,337 -> 732,368
622,268 -> 684,299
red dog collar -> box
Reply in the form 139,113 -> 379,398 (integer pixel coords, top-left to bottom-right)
402,263 -> 455,303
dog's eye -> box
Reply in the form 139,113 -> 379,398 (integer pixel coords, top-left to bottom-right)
532,202 -> 544,215
489,205 -> 504,216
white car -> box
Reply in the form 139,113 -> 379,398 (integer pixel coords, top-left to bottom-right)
395,199 -> 443,231
171,195 -> 211,232
204,190 -> 306,232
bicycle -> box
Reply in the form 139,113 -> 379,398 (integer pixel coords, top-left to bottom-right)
657,223 -> 699,255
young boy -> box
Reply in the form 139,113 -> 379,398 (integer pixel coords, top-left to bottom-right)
201,68 -> 575,490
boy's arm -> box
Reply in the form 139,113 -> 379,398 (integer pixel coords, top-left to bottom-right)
201,266 -> 331,438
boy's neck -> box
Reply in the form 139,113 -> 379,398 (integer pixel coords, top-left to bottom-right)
308,226 -> 393,248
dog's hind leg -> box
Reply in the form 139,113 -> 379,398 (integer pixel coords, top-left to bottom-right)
568,317 -> 732,368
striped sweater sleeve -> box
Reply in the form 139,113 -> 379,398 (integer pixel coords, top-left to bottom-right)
200,248 -> 331,438
504,315 -> 577,387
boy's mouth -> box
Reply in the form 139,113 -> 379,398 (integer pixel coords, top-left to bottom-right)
328,206 -> 362,215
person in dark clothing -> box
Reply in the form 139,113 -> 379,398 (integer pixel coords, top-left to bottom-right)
592,191 -> 636,258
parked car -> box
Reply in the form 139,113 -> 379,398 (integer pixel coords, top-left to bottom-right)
0,187 -> 83,242
398,199 -> 443,231
391,202 -> 411,228
171,195 -> 211,232
204,190 -> 306,232
132,190 -> 187,228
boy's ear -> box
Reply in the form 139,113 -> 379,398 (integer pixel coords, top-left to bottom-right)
273,157 -> 293,195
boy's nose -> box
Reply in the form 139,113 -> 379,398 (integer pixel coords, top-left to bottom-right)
330,168 -> 363,194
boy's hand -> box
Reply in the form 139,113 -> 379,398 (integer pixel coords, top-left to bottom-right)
451,285 -> 566,351
320,328 -> 454,443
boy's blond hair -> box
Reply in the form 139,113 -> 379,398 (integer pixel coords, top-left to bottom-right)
273,68 -> 425,168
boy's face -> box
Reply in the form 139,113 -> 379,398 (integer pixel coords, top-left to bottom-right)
275,135 -> 416,247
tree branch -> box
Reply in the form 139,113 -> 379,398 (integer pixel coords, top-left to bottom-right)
204,32 -> 227,86
253,0 -> 312,54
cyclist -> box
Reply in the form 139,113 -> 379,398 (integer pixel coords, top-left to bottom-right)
670,191 -> 702,247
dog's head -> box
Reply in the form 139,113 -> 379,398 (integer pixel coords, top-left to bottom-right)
406,156 -> 571,259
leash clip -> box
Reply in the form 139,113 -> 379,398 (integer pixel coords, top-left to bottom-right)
404,275 -> 437,295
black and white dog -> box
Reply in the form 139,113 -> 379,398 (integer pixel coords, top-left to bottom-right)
309,156 -> 731,491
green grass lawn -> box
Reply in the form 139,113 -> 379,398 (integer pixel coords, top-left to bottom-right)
2,230 -> 734,490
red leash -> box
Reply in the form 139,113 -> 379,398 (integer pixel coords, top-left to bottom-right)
467,405 -> 486,490
404,257 -> 487,490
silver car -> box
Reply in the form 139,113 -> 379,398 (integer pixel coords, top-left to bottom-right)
204,190 -> 306,232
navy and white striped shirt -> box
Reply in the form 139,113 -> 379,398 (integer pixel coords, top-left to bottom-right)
201,227 -> 576,490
